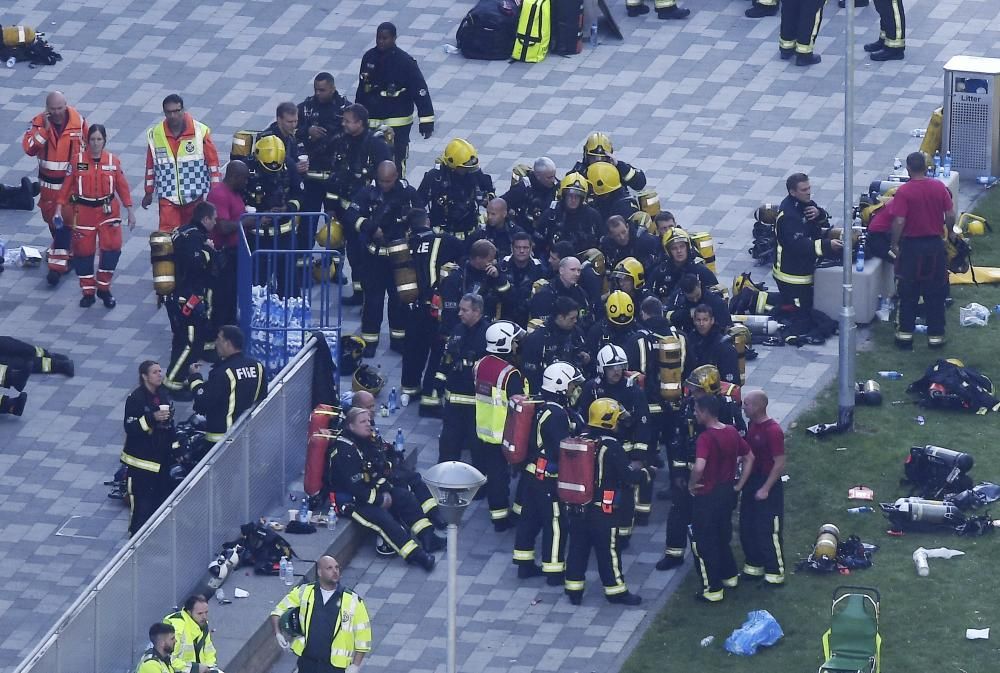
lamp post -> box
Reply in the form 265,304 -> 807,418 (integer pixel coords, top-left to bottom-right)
839,0 -> 859,430
422,461 -> 487,673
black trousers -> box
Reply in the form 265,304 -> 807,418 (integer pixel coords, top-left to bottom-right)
663,477 -> 693,558
212,248 -> 238,330
300,178 -> 328,214
896,236 -> 947,346
565,507 -> 627,597
401,304 -> 437,395
438,401 -> 475,462
360,254 -> 406,347
739,476 -> 785,582
297,657 -> 343,673
513,473 -> 566,575
0,336 -> 61,373
351,486 -> 431,559
390,123 -> 412,178
779,0 -> 825,54
127,468 -> 172,536
691,487 -> 739,598
164,300 -> 212,390
874,0 -> 905,49
473,439 -> 512,524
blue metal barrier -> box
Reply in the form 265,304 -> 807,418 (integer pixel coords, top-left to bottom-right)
237,211 -> 342,376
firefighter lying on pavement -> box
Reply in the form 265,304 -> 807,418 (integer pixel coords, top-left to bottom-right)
564,398 -> 655,606
328,408 -> 439,571
163,594 -> 217,673
0,335 -> 74,416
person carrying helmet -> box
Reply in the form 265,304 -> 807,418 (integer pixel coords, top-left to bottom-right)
571,133 -> 647,191
534,173 -> 602,260
474,320 -> 528,531
500,231 -> 546,329
438,294 -> 491,463
584,291 -> 647,371
530,255 -> 597,330
163,595 -> 217,673
142,94 -> 221,233
565,398 -> 655,606
650,228 -> 719,304
521,296 -> 591,392
418,137 -> 495,240
668,274 -> 732,335
346,160 -> 425,356
577,345 -> 652,549
601,215 -> 661,276
271,555 -> 374,672
513,361 -> 585,584
586,163 -> 641,223
501,157 -> 558,236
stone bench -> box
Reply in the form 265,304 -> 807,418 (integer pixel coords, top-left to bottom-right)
814,257 -> 894,324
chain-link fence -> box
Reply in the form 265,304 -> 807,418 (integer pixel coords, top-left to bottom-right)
14,339 -> 318,673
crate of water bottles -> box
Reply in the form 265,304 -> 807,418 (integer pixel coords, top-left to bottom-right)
249,286 -> 314,376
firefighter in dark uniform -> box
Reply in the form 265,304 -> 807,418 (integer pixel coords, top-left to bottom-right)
163,201 -> 218,396
324,104 -> 394,306
564,398 -> 654,606
438,293 -> 490,463
418,138 -> 495,241
865,0 -> 906,61
521,296 -> 590,392
297,72 -> 351,213
535,174 -> 602,261
608,257 -> 651,308
401,209 -> 464,403
601,215 -> 661,275
650,228 -> 719,305
346,160 -> 424,356
577,345 -> 651,549
513,361 -> 584,584
356,22 -> 434,176
530,256 -> 597,330
467,197 -> 518,260
687,305 -> 741,386
571,133 -> 646,192
123,360 -> 176,536
190,325 -> 268,444
584,291 -> 647,372
586,163 -> 641,223
259,102 -> 311,254
545,242 -> 605,314
772,173 -> 841,322
501,231 -> 545,329
669,274 -> 733,335
328,407 -> 437,570
779,0 -> 826,66
501,157 -> 558,237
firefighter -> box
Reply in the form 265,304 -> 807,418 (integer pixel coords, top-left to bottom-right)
513,361 -> 584,584
356,22 -> 434,175
440,239 -> 512,324
608,257 -> 649,306
668,274 -> 732,335
190,325 -> 268,444
535,173 -> 602,259
261,101 -> 309,178
586,164 -> 640,223
22,90 -> 88,285
565,398 -> 654,605
297,72 -> 351,212
329,409 -> 438,570
601,215 -> 661,274
772,173 -> 841,324
163,595 -> 217,673
163,201 -> 218,396
55,124 -> 134,308
438,294 -> 490,463
584,291 -> 647,372
779,0 -> 826,66
137,623 -> 178,673
500,231 -> 545,329
346,160 -> 424,355
501,157 -> 558,236
745,0 -> 778,18
530,256 -> 597,329
325,103 -> 394,305
688,393 -> 754,602
205,160 -> 250,330
521,296 -> 590,392
0,336 -> 74,376
142,94 -> 221,233
401,209 -> 463,406
474,321 -> 528,531
418,138 -> 495,240
467,197 -> 518,260
571,133 -> 647,190
651,228 -> 719,304
544,242 -> 605,313
122,360 -> 176,536
687,305 -> 741,386
865,0 -> 905,61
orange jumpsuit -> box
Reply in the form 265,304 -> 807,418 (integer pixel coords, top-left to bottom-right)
57,148 -> 133,297
21,107 -> 88,275
144,114 -> 220,232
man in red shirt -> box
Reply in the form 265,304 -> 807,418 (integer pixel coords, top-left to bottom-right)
206,160 -> 250,330
739,390 -> 786,586
888,152 -> 957,349
688,394 -> 754,603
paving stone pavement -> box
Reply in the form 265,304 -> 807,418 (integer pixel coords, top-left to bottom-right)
1,0 -> 998,671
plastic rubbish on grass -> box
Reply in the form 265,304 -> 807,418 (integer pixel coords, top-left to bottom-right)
724,610 -> 784,656
959,303 -> 990,327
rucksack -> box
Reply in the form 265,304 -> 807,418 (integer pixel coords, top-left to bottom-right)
456,0 -> 518,61
907,359 -> 1000,414
0,26 -> 62,67
550,0 -> 583,55
512,0 -> 551,63
227,521 -> 298,575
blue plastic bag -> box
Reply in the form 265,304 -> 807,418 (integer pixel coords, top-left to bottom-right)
724,610 -> 784,656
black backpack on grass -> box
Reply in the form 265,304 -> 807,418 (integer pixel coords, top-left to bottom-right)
907,359 -> 1000,414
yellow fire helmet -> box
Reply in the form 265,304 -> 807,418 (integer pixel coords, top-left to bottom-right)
945,358 -> 964,368
629,210 -> 655,235
352,363 -> 386,395
559,172 -> 590,198
254,134 -> 286,173
685,364 -> 721,395
605,290 -> 635,326
612,257 -> 645,289
584,132 -> 614,159
441,138 -> 479,173
587,161 -> 621,196
315,217 -> 344,249
588,397 -> 628,430
662,227 -> 692,254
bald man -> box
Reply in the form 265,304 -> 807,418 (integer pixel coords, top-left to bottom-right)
23,91 -> 89,285
468,197 -> 516,259
346,160 -> 425,356
739,390 -> 786,586
207,160 -> 251,328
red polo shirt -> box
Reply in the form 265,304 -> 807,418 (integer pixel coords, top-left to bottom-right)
747,418 -> 784,477
885,177 -> 953,238
695,425 -> 751,496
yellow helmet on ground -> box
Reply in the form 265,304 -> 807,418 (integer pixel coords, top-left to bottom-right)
612,257 -> 645,289
588,397 -> 627,430
441,138 -> 479,172
587,162 -> 621,196
605,290 -> 635,326
584,132 -> 614,159
945,358 -> 964,368
559,172 -> 589,198
315,218 -> 344,249
662,227 -> 692,254
685,365 -> 720,395
352,363 -> 386,395
254,135 -> 286,172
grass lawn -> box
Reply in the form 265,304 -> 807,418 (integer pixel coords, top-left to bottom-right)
624,188 -> 1000,672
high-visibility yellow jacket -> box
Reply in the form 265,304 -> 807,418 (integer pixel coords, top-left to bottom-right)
163,608 -> 216,672
474,354 -> 527,443
271,583 -> 371,668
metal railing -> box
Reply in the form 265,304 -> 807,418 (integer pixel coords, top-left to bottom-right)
14,338 -> 320,673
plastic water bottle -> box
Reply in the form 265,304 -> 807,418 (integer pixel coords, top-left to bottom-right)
913,549 -> 929,577
855,246 -> 865,272
893,157 -> 902,172
327,504 -> 337,531
878,370 -> 903,380
279,556 -> 290,584
395,428 -> 405,455
589,22 -> 598,47
285,557 -> 295,585
53,214 -> 64,230
388,387 -> 399,413
977,175 -> 998,187
943,151 -> 952,177
933,150 -> 941,177
847,506 -> 873,514
298,499 -> 309,523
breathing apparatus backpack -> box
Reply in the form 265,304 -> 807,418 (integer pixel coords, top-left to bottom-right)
903,445 -> 974,499
907,359 -> 1000,414
227,521 -> 297,575
0,25 -> 62,66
